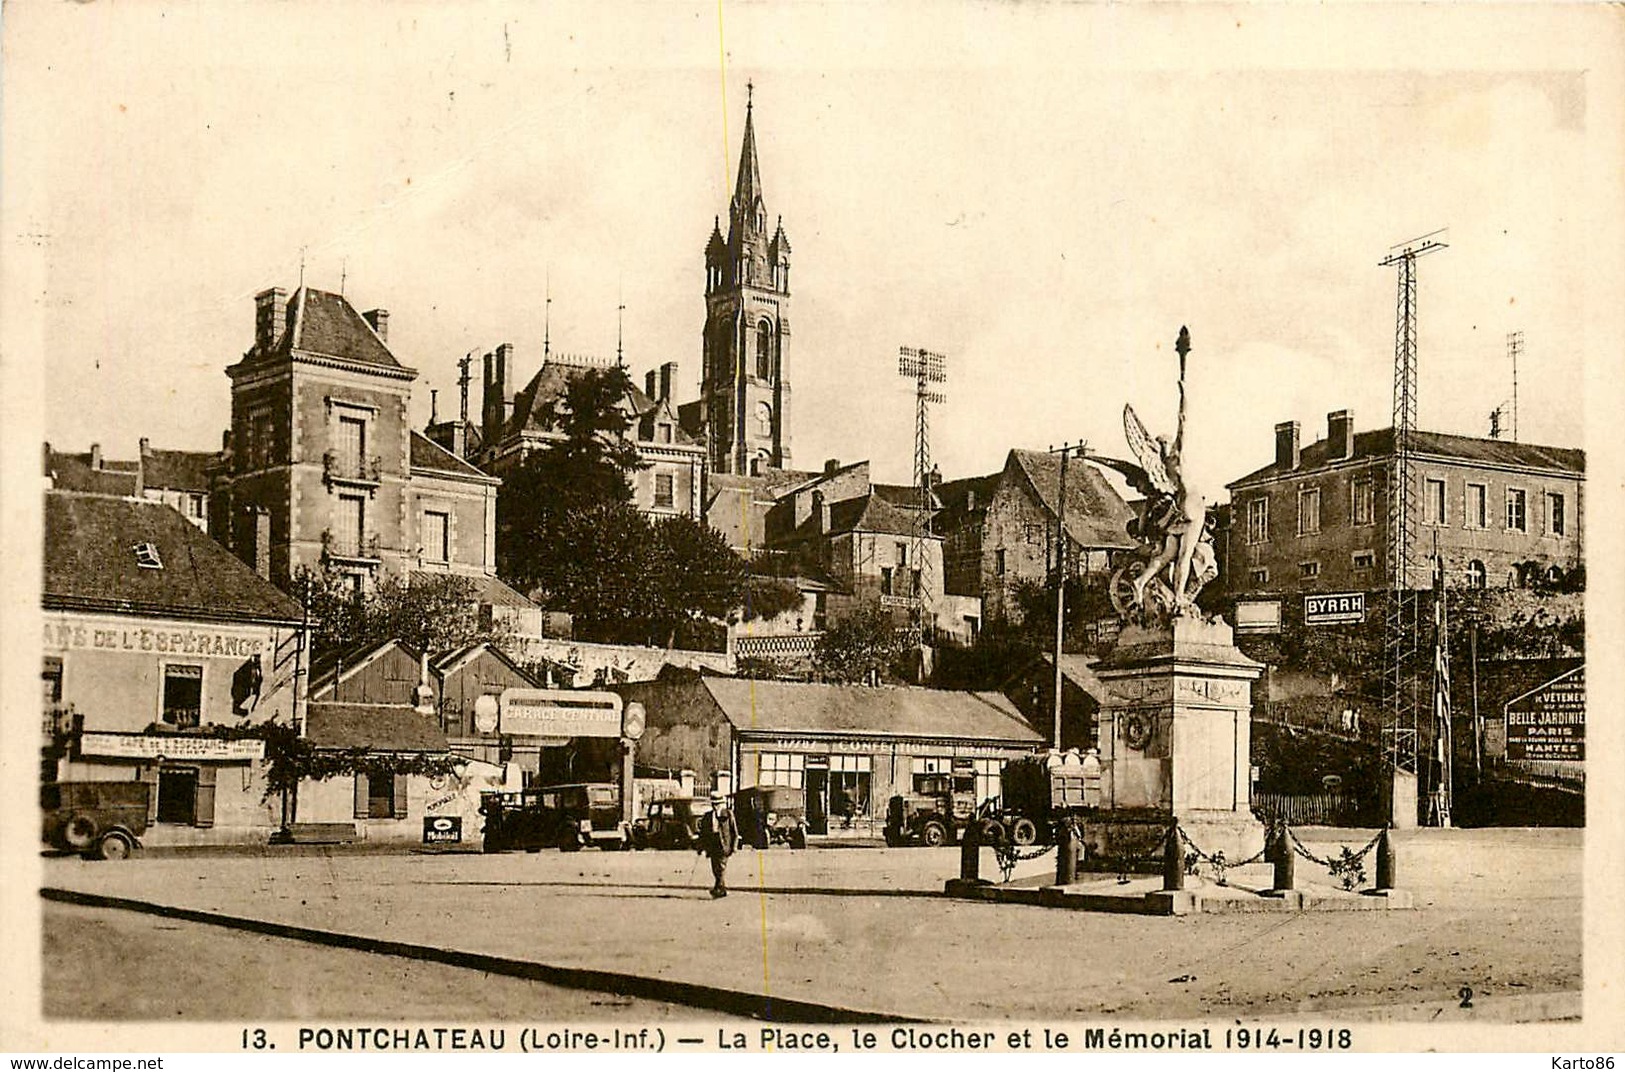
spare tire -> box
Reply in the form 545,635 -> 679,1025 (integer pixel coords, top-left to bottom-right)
63,814 -> 99,851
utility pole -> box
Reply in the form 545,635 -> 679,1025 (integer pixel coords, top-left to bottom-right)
1507,330 -> 1523,442
1378,229 -> 1447,827
1047,441 -> 1085,751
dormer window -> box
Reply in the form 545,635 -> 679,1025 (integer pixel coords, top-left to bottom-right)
133,542 -> 164,570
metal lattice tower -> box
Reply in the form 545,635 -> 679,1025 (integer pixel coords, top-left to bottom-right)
1507,330 -> 1523,442
1378,232 -> 1447,782
898,346 -> 947,639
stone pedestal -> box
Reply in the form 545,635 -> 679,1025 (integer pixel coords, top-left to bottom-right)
1094,616 -> 1268,861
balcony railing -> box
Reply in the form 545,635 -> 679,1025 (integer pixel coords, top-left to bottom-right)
322,451 -> 383,487
321,530 -> 382,563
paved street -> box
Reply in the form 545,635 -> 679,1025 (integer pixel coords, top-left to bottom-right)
41,828 -> 1581,1023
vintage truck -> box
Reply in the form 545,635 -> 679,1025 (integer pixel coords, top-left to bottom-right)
980,751 -> 1100,846
883,772 -> 978,847
41,781 -> 150,860
480,782 -> 633,853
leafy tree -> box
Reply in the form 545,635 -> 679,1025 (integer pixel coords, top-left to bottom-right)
291,566 -> 510,660
647,514 -> 750,645
535,500 -> 656,643
814,602 -> 911,684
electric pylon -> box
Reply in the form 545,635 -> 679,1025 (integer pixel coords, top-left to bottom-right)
1378,231 -> 1447,823
898,346 -> 947,644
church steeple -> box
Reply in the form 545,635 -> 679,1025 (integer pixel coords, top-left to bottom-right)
699,82 -> 793,476
730,82 -> 765,238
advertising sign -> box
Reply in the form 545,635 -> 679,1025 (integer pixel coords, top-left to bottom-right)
1304,592 -> 1366,626
1234,600 -> 1282,634
422,815 -> 462,844
1505,666 -> 1585,762
79,732 -> 265,761
499,689 -> 622,738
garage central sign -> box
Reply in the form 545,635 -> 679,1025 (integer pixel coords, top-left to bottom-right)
1505,666 -> 1584,762
498,689 -> 623,738
1304,592 -> 1365,625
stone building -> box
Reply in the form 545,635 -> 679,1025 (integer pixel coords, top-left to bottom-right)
1226,410 -> 1585,597
474,347 -> 705,520
679,91 -> 793,477
42,490 -> 309,846
43,441 -> 215,533
214,286 -> 515,611
935,449 -> 1136,626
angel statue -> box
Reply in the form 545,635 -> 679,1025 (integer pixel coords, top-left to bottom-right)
1087,327 -> 1218,624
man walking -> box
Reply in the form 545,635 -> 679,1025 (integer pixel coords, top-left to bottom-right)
697,790 -> 739,898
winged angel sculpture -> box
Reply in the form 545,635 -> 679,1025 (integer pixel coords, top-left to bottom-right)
1087,327 -> 1218,625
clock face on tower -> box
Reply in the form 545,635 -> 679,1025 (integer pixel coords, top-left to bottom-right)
755,401 -> 773,437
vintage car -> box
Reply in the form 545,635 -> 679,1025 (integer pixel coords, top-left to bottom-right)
41,781 -> 150,860
733,785 -> 809,849
630,796 -> 713,850
480,783 -> 632,853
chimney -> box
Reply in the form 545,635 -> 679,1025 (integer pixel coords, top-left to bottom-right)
90,443 -> 102,470
1274,421 -> 1301,471
496,343 -> 516,413
645,370 -> 658,398
1328,409 -> 1354,462
813,490 -> 830,533
363,309 -> 389,343
254,288 -> 288,351
253,508 -> 271,580
659,361 -> 677,404
451,422 -> 466,458
929,464 -> 942,490
481,351 -> 497,446
824,458 -> 840,476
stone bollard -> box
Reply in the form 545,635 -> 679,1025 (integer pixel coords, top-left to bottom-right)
1162,824 -> 1185,891
960,824 -> 980,883
1056,820 -> 1080,886
1375,826 -> 1396,891
1271,823 -> 1296,892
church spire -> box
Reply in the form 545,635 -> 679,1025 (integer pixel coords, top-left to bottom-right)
730,82 -> 764,236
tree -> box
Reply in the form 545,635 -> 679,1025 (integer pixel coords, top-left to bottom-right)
647,514 -> 750,646
814,602 -> 911,684
292,566 -> 509,661
740,576 -> 807,623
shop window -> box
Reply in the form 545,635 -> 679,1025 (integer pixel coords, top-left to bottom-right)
1351,478 -> 1375,526
1247,498 -> 1269,544
162,664 -> 203,728
155,767 -> 215,827
828,754 -> 871,821
354,772 -> 408,819
1547,492 -> 1566,537
757,752 -> 804,789
654,473 -> 675,509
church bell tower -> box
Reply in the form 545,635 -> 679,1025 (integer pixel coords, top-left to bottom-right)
701,85 -> 792,475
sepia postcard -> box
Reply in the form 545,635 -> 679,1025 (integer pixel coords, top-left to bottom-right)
2,0 -> 1622,1061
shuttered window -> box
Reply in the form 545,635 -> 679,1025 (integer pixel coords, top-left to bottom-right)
355,772 -> 408,819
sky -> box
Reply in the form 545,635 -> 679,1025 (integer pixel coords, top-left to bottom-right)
4,2 -> 1620,501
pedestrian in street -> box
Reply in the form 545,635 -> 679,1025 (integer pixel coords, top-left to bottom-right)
697,790 -> 738,899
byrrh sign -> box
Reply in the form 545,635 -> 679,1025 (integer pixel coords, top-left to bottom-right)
1505,666 -> 1585,762
1303,592 -> 1365,626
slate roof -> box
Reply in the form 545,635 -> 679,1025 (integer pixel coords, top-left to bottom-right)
304,702 -> 448,752
409,430 -> 496,482
43,491 -> 303,624
44,450 -> 141,496
141,447 -> 217,492
503,359 -> 700,448
1008,450 -> 1137,550
236,288 -> 406,373
826,493 -> 928,539
698,678 -> 1042,743
408,569 -> 537,610
1229,427 -> 1586,489
933,473 -> 998,531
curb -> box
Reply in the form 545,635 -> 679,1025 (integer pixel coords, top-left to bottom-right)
41,887 -> 914,1025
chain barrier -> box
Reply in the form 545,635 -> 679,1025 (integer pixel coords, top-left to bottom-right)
1285,826 -> 1384,891
1176,824 -> 1270,887
1091,824 -> 1178,884
991,840 -> 1056,883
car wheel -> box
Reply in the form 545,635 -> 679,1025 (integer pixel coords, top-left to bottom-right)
90,831 -> 133,861
921,821 -> 948,847
63,814 -> 98,851
978,819 -> 1007,847
1011,818 -> 1039,846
